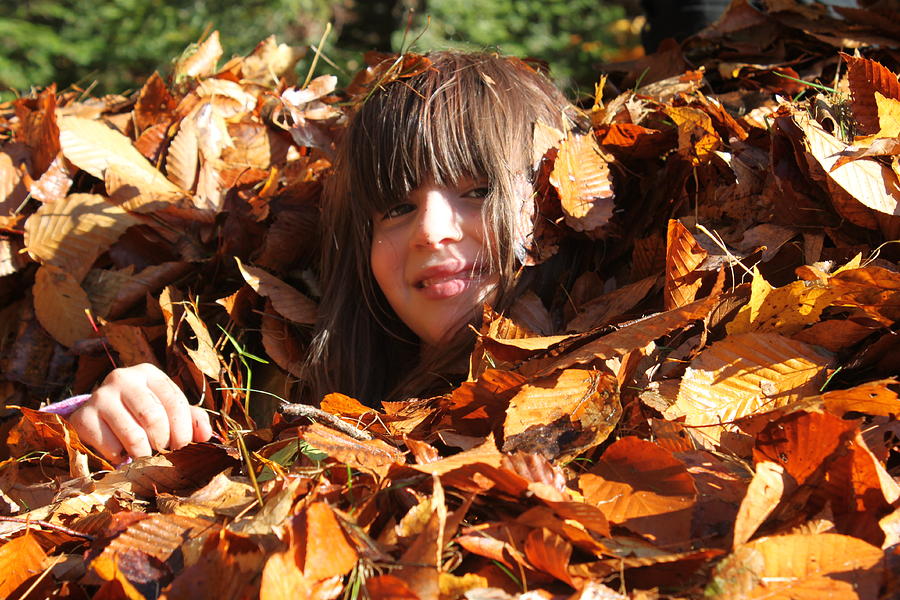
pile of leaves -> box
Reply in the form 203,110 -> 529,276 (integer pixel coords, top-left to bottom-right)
2,1 -> 900,598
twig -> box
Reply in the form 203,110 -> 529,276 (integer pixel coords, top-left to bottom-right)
0,516 -> 95,541
278,404 -> 373,441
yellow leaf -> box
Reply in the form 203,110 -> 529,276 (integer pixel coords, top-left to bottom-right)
24,193 -> 141,283
710,533 -> 884,599
58,115 -> 181,194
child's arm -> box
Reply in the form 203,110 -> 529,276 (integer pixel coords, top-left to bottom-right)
54,364 -> 213,463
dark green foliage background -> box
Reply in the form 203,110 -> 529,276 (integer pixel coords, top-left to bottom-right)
0,0 -> 635,101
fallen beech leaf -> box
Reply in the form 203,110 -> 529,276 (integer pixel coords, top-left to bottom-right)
521,287 -> 721,377
567,275 -> 658,332
710,532 -> 885,599
364,575 -> 419,600
164,114 -> 200,191
14,85 -> 59,176
664,220 -> 708,310
235,257 -> 317,324
90,553 -> 147,600
841,52 -> 900,134
134,72 -> 177,134
439,573 -> 490,599
796,111 -> 900,219
524,528 -> 574,585
58,115 -> 181,194
295,502 -> 358,581
301,423 -> 402,477
180,301 -> 220,379
32,263 -> 93,348
550,130 -> 614,235
579,437 -> 696,549
665,105 -> 720,164
104,322 -> 160,367
0,534 -> 47,597
732,461 -> 793,547
29,155 -> 73,203
162,529 -> 266,600
665,333 -> 832,446
393,476 -> 444,598
259,550 -> 312,600
502,369 -> 621,461
24,193 -> 141,283
175,31 -> 223,79
751,411 -> 856,486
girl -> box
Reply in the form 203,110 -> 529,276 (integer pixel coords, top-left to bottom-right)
56,51 -> 578,462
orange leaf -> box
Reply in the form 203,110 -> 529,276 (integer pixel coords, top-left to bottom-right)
710,532 -> 885,599
841,53 -> 900,135
290,502 -> 359,581
32,263 -> 93,348
524,528 -> 574,585
14,85 -> 59,176
549,130 -> 614,235
752,411 -> 856,486
0,534 -> 47,598
502,369 -> 621,461
259,551 -> 312,600
664,220 -> 708,310
665,333 -> 832,446
364,575 -> 420,600
104,322 -> 160,368
579,437 -> 696,549
134,72 -> 177,134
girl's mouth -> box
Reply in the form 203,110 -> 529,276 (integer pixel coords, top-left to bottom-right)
414,263 -> 485,299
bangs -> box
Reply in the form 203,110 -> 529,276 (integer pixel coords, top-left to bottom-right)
345,53 -> 538,215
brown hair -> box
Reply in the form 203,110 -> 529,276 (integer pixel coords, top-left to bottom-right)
306,51 -> 575,405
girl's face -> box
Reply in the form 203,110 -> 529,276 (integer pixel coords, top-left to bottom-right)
370,177 -> 499,346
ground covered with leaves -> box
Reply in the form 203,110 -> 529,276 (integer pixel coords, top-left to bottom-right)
2,1 -> 900,598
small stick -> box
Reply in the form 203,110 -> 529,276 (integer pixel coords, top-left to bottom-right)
278,404 -> 373,441
0,516 -> 95,541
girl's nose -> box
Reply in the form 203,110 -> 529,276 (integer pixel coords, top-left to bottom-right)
412,189 -> 464,247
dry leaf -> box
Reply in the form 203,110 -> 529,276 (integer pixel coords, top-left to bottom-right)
550,130 -> 615,235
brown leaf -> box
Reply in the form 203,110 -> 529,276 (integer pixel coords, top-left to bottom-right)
162,529 -> 266,600
664,106 -> 720,164
710,532 -> 885,599
521,288 -> 722,378
32,263 -> 93,348
664,220 -> 709,310
134,72 -> 177,134
579,437 -> 696,549
104,322 -> 160,368
301,423 -> 402,477
14,85 -> 59,177
549,130 -> 615,235
567,275 -> 658,332
502,369 -> 621,461
364,575 -> 419,600
260,300 -> 306,378
665,333 -> 833,446
235,257 -> 317,324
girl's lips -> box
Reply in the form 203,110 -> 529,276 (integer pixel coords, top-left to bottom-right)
414,263 -> 484,299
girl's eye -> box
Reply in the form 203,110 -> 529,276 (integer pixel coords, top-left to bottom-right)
382,203 -> 415,220
463,186 -> 490,199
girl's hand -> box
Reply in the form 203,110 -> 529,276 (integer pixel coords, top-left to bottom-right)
68,363 -> 213,463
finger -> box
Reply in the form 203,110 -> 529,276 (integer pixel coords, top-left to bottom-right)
93,388 -> 154,458
68,405 -> 127,464
144,368 -> 192,450
101,366 -> 172,451
189,406 -> 214,442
